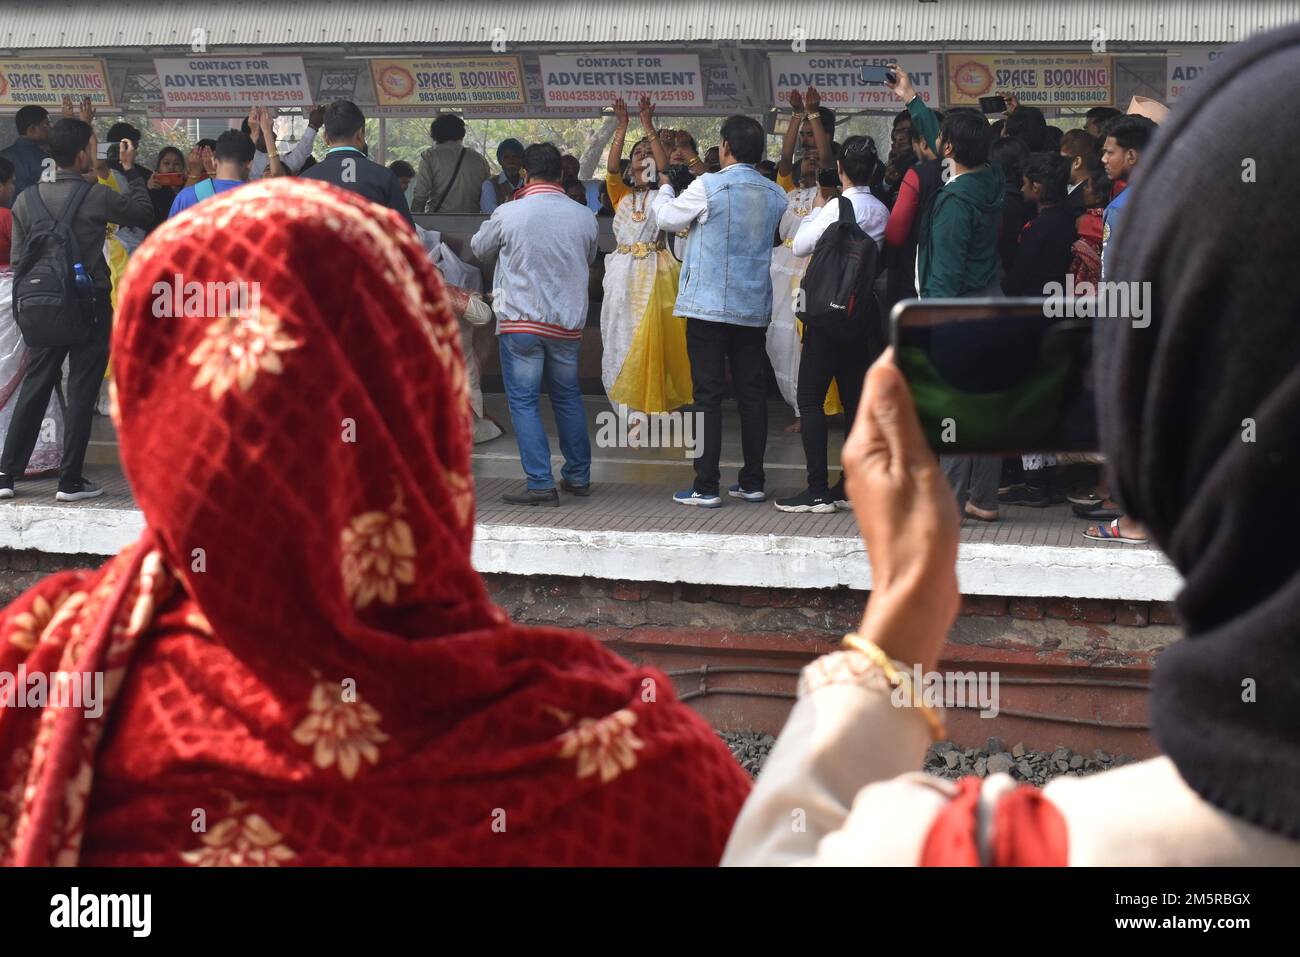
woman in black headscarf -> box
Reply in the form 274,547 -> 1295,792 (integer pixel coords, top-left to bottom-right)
722,24 -> 1300,864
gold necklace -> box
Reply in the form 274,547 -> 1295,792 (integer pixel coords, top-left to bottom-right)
630,188 -> 649,222
792,187 -> 814,218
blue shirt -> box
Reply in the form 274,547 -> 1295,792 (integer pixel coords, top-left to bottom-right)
1101,186 -> 1132,281
168,178 -> 245,218
0,137 -> 48,196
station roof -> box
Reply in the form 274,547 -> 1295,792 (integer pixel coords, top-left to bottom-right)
2,0 -> 1296,51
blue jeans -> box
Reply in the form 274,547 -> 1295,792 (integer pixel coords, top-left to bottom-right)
498,332 -> 591,490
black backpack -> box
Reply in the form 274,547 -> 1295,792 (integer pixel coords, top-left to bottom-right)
797,196 -> 882,343
13,180 -> 98,349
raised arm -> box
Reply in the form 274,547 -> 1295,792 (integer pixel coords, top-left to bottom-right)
886,64 -> 939,156
723,356 -> 960,865
607,98 -> 629,187
638,96 -> 670,183
804,87 -> 834,172
255,108 -> 287,178
103,138 -> 157,228
777,89 -> 805,180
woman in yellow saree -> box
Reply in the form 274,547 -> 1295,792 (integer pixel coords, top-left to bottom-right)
600,97 -> 692,417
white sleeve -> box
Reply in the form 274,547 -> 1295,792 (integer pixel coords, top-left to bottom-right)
654,177 -> 709,233
469,214 -> 503,262
721,650 -> 937,866
281,126 -> 318,173
250,151 -> 269,179
791,201 -> 835,257
862,197 -> 890,247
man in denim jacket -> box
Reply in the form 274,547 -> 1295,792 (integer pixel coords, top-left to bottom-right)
657,115 -> 787,508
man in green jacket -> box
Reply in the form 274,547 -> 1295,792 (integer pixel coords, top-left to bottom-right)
887,65 -> 1003,299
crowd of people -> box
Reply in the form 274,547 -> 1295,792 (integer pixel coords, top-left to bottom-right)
461,74 -> 1163,543
0,80 -> 1167,539
0,22 -> 1297,868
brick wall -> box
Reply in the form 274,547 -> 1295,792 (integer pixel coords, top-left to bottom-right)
0,550 -> 107,606
484,573 -> 1179,642
1,552 -> 1177,753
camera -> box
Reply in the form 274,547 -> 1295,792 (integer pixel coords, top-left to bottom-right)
666,163 -> 695,193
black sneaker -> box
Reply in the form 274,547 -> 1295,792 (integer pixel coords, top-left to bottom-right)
828,479 -> 850,511
774,488 -> 836,514
55,477 -> 104,502
502,487 -> 560,507
0,473 -> 13,500
998,483 -> 1051,508
560,479 -> 591,497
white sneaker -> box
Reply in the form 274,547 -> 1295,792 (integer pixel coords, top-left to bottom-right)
55,478 -> 104,502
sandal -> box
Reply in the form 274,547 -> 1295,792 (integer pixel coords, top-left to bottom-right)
1084,519 -> 1148,544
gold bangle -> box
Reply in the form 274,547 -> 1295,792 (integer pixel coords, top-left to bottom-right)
841,632 -> 946,741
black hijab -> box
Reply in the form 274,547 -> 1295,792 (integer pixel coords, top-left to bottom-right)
1099,24 -> 1300,837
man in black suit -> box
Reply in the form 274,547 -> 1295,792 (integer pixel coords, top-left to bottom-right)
298,100 -> 414,227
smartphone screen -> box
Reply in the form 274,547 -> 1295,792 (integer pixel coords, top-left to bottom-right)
861,65 -> 896,86
890,298 -> 1099,454
980,95 -> 1008,114
96,143 -> 110,160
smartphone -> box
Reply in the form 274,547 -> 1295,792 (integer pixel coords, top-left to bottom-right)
153,172 -> 185,187
980,95 -> 1008,114
95,143 -> 110,160
861,65 -> 897,86
890,298 -> 1099,454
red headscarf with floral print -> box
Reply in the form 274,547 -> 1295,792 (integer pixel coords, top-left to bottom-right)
0,178 -> 749,865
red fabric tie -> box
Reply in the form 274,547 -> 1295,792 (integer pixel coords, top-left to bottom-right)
920,776 -> 1068,866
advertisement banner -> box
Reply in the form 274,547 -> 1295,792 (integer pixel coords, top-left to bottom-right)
946,53 -> 1114,108
154,56 -> 312,112
1166,46 -> 1228,104
769,53 -> 940,109
370,56 -> 525,112
0,58 -> 113,110
539,54 -> 704,110
121,73 -> 163,108
317,70 -> 359,103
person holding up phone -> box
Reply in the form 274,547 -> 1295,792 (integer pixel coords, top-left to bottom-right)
146,146 -> 186,229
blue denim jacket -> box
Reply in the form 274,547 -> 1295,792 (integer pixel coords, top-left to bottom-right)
674,165 -> 787,327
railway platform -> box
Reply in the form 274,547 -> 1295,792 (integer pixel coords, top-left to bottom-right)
0,397 -> 1182,757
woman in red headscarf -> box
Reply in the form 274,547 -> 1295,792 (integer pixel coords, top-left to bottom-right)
0,178 -> 750,866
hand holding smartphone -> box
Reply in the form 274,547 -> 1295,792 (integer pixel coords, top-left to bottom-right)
889,298 -> 1100,454
861,65 -> 897,86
